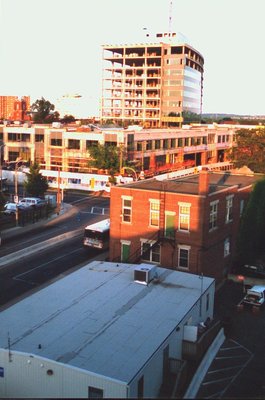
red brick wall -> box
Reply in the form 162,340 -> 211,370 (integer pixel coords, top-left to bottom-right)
109,183 -> 252,281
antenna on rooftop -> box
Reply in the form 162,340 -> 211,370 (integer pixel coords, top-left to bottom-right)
168,0 -> 173,36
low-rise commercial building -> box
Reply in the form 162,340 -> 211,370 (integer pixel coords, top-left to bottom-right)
0,122 -> 244,173
0,260 -> 215,398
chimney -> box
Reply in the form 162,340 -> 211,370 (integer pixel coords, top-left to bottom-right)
199,167 -> 209,195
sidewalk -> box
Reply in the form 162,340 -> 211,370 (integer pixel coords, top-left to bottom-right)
1,202 -> 76,241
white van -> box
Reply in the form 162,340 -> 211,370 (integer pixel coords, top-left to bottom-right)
18,197 -> 45,208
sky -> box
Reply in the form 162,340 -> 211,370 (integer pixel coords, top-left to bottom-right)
0,0 -> 265,117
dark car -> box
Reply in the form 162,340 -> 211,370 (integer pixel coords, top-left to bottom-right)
3,203 -> 25,216
239,263 -> 265,279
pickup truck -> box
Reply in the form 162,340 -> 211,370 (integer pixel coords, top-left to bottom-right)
242,285 -> 265,308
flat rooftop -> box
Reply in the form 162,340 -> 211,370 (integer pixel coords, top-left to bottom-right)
119,171 -> 261,195
0,261 -> 214,384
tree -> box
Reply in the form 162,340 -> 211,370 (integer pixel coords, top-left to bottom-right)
24,162 -> 49,197
31,97 -> 59,123
226,128 -> 265,173
236,178 -> 265,265
61,115 -> 75,124
182,111 -> 201,124
87,144 -> 120,175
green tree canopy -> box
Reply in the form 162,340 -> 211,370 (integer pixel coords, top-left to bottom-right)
31,97 -> 59,123
226,128 -> 265,173
236,178 -> 265,265
24,162 -> 49,197
87,144 -> 120,175
61,115 -> 75,124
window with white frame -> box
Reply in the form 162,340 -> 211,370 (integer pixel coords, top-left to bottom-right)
177,245 -> 190,269
224,237 -> 230,257
122,196 -> 132,223
149,199 -> 160,227
141,240 -> 161,263
178,202 -> 191,231
225,195 -> 233,223
209,200 -> 219,230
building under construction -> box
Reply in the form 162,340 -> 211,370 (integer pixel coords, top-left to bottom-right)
101,32 -> 204,128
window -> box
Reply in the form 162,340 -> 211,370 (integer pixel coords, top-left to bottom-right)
122,196 -> 132,223
35,134 -> 44,142
88,386 -> 103,398
8,132 -> 30,142
209,200 -> 218,230
68,139 -> 80,149
149,200 -> 160,227
224,238 -> 230,257
51,138 -> 62,146
178,202 -> 191,231
86,140 -> 98,149
178,245 -> 190,269
141,240 -> 160,263
225,195 -> 233,223
155,139 -> 161,149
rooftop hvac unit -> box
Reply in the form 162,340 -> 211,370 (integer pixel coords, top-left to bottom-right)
134,265 -> 157,285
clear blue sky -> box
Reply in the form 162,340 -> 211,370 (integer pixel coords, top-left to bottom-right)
0,0 -> 265,117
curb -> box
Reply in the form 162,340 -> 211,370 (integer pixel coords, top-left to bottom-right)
0,228 -> 83,267
1,203 -> 77,241
183,328 -> 226,399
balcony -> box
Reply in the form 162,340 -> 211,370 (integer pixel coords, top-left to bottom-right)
182,319 -> 222,361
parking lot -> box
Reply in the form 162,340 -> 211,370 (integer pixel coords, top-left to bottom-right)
197,279 -> 265,398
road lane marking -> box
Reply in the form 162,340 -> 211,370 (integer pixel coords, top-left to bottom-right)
13,247 -> 83,281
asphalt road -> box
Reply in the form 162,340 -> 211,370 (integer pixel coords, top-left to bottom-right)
0,195 -> 110,256
0,235 -> 108,308
0,194 -> 110,308
197,279 -> 265,399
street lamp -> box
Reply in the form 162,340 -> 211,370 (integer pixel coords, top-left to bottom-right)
14,158 -> 22,227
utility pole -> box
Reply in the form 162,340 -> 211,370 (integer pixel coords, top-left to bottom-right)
57,167 -> 61,213
0,144 -> 5,192
15,163 -> 19,227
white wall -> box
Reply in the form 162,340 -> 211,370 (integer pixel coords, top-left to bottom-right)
128,282 -> 215,398
0,350 -> 127,399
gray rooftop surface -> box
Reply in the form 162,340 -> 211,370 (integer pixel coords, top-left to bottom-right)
118,171 -> 261,195
0,261 -> 214,383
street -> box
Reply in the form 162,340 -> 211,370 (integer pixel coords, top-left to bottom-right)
0,194 -> 110,308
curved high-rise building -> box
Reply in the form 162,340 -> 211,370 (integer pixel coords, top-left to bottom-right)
101,32 -> 204,128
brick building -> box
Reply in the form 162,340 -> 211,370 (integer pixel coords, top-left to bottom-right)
0,96 -> 30,121
109,168 -> 261,281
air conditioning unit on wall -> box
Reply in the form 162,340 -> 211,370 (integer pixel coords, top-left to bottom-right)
134,264 -> 157,285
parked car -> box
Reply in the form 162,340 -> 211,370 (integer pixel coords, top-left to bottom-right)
239,263 -> 265,279
3,202 -> 24,216
242,285 -> 265,308
18,197 -> 46,208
